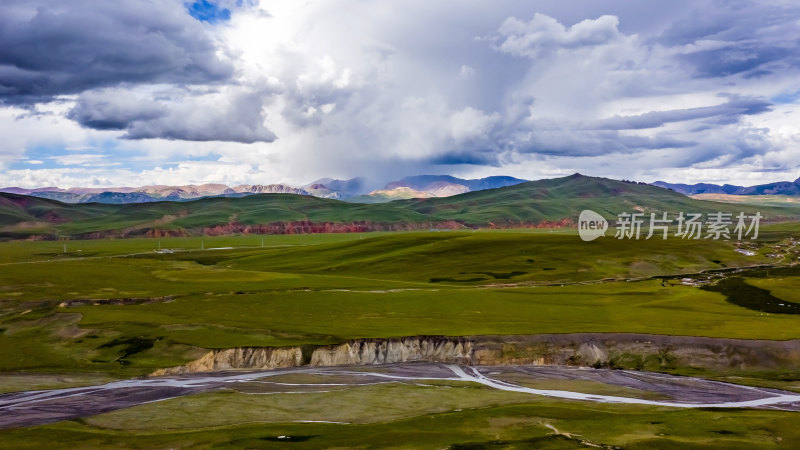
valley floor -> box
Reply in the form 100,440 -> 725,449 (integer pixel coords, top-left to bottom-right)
4,363 -> 800,429
1,228 -> 799,447
2,363 -> 800,448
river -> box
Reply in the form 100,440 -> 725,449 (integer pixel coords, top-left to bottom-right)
1,363 -> 799,429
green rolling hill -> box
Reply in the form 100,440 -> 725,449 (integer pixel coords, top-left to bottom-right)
396,173 -> 787,225
2,174 -> 798,239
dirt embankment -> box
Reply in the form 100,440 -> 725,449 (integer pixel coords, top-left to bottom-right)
152,347 -> 303,375
152,333 -> 800,376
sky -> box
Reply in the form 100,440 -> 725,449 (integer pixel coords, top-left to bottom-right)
1,0 -> 799,189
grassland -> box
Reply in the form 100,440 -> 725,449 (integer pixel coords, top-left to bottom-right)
693,193 -> 800,208
1,228 -> 799,378
2,225 -> 800,447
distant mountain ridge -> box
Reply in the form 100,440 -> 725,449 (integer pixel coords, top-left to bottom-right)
3,173 -> 796,240
0,184 -> 239,204
0,175 -> 528,204
0,183 -> 319,204
653,177 -> 800,196
6,175 -> 799,205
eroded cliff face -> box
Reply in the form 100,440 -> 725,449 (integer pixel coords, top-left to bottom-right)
152,346 -> 303,376
153,336 -> 472,375
473,334 -> 800,372
309,336 -> 473,366
152,333 -> 800,376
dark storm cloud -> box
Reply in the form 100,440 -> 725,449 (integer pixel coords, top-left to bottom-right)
0,0 -> 277,144
0,0 -> 232,105
67,91 -> 165,130
122,92 -> 277,143
591,97 -> 772,130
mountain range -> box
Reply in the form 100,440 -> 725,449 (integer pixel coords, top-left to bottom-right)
653,177 -> 800,196
0,183 -> 305,204
0,175 -> 529,205
2,174 -> 797,240
5,174 -> 800,209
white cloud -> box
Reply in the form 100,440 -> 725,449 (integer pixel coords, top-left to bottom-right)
1,0 -> 799,187
51,153 -> 106,166
492,14 -> 624,58
68,84 -> 278,143
0,103 -> 115,170
0,161 -> 265,189
458,65 -> 475,79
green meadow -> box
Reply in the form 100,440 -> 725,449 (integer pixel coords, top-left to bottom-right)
2,389 -> 799,448
1,227 -> 799,380
0,226 -> 799,447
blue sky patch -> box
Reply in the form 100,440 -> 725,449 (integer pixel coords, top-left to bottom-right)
771,90 -> 800,105
11,142 -> 157,171
186,0 -> 231,23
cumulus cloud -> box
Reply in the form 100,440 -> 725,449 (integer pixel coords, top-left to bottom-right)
66,90 -> 165,131
491,13 -> 624,58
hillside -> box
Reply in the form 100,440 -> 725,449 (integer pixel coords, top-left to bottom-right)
395,174 -> 791,225
0,194 -> 111,229
2,174 -> 799,239
0,193 -> 433,239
